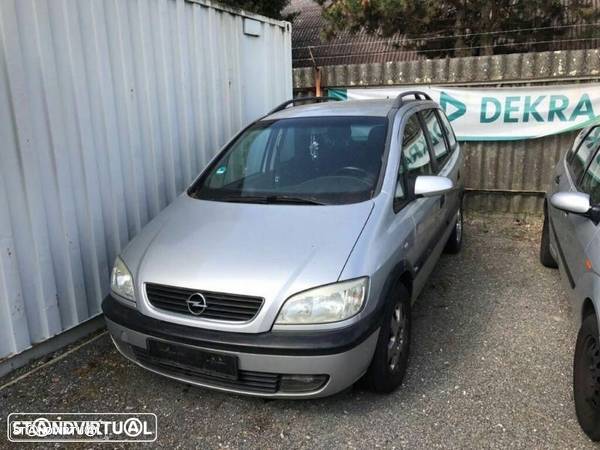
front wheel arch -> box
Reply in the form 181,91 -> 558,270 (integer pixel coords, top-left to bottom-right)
375,260 -> 415,311
396,271 -> 413,303
582,298 -> 596,322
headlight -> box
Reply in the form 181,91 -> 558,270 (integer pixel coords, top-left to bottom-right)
275,278 -> 368,325
111,257 -> 135,302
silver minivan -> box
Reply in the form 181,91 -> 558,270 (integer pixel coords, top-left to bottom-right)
541,125 -> 600,440
103,92 -> 464,398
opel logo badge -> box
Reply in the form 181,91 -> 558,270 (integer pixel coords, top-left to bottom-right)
186,293 -> 207,316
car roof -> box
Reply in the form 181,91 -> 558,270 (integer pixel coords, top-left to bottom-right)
264,99 -> 398,120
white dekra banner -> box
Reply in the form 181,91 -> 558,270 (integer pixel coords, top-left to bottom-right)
329,83 -> 600,141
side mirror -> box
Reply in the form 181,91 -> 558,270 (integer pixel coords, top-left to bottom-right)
550,192 -> 591,214
414,176 -> 454,198
550,192 -> 600,223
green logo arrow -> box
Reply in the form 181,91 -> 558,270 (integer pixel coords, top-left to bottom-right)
440,91 -> 466,122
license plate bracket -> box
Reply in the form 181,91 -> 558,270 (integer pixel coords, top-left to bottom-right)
147,340 -> 239,380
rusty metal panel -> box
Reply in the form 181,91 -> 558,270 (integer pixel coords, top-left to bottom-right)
461,132 -> 575,213
461,134 -> 571,192
0,0 -> 292,362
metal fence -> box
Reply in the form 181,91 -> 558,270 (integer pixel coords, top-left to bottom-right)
293,49 -> 600,213
0,0 -> 292,367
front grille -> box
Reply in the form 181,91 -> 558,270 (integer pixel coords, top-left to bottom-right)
132,347 -> 280,393
145,283 -> 263,322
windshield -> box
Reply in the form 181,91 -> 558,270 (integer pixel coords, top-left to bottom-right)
189,116 -> 388,205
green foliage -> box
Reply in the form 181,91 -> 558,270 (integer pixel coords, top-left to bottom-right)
217,0 -> 293,20
315,0 -> 600,57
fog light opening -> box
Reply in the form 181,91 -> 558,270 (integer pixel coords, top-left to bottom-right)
279,374 -> 328,393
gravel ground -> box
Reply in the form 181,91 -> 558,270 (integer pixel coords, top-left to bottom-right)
0,214 -> 596,449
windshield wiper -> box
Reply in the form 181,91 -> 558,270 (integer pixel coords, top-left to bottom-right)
220,195 -> 325,205
264,195 -> 326,205
220,195 -> 269,204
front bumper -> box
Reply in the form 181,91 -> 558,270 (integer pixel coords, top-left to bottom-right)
103,295 -> 380,399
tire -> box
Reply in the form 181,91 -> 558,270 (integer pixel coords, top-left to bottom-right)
540,207 -> 558,268
444,205 -> 463,254
574,313 -> 600,442
363,284 -> 411,393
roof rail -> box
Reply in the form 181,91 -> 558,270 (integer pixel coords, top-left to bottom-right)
268,96 -> 338,115
391,90 -> 433,109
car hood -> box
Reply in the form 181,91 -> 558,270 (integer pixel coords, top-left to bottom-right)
124,194 -> 374,331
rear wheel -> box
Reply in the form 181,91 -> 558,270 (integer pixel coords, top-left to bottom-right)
444,206 -> 463,254
574,313 -> 600,442
363,284 -> 411,393
540,206 -> 558,268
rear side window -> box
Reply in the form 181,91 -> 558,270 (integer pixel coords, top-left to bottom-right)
420,109 -> 450,169
570,126 -> 600,182
436,110 -> 458,152
580,149 -> 600,205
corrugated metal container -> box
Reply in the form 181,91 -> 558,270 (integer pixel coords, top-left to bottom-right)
0,0 -> 292,363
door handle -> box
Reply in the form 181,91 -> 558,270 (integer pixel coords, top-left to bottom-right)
440,194 -> 446,208
554,175 -> 561,184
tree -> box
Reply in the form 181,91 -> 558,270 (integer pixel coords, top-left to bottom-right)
218,0 -> 293,20
315,0 -> 600,57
